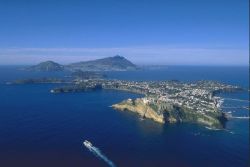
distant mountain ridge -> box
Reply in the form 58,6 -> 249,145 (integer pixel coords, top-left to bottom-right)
67,55 -> 137,71
26,61 -> 64,71
26,55 -> 137,72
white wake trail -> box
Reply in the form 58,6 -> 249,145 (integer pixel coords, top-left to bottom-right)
230,116 -> 249,119
83,140 -> 116,167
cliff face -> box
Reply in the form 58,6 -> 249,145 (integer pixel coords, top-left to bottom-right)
112,98 -> 226,129
112,98 -> 165,123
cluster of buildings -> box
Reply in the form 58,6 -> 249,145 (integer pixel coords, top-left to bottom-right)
70,79 -> 240,115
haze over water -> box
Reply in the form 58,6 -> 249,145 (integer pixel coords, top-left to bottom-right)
0,66 -> 248,167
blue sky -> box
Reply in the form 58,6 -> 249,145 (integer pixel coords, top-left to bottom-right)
0,0 -> 248,65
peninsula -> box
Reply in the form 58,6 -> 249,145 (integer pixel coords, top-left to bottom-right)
50,79 -> 242,129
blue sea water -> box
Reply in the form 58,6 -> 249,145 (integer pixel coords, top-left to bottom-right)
0,66 -> 249,167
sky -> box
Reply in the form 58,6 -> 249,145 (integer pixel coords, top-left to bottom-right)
0,0 -> 249,65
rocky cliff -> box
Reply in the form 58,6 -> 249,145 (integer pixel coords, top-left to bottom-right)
112,97 -> 226,129
112,98 -> 165,123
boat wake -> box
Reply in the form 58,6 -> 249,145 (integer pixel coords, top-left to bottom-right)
230,116 -> 249,119
225,129 -> 235,134
205,127 -> 235,134
83,140 -> 116,167
224,98 -> 250,102
205,127 -> 221,131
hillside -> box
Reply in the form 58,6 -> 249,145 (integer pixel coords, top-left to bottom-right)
66,55 -> 137,71
26,61 -> 64,71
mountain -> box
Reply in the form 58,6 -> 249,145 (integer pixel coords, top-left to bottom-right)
66,55 -> 137,71
26,56 -> 137,72
26,61 -> 64,71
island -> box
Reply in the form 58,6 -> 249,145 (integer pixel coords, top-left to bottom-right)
50,79 -> 243,129
25,61 -> 64,71
24,55 -> 138,72
7,71 -> 105,85
7,78 -> 66,84
66,55 -> 138,71
71,70 -> 107,79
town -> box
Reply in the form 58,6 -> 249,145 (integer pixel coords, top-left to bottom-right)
51,78 -> 242,128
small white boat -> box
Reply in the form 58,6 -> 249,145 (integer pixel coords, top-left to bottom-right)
83,140 -> 93,148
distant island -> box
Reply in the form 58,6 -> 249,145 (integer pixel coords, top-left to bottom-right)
66,55 -> 138,71
7,78 -> 65,84
7,71 -> 105,84
25,55 -> 138,72
71,70 -> 107,79
26,61 -> 64,72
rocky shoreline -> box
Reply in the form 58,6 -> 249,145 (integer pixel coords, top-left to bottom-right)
7,77 -> 243,129
49,79 -> 242,129
112,98 -> 165,123
112,98 -> 227,128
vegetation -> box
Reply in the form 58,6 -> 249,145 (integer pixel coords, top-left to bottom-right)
26,61 -> 64,71
66,55 -> 138,71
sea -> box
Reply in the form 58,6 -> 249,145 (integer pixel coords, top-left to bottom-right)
0,66 -> 249,167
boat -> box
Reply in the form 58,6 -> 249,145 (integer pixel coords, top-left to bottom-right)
139,117 -> 145,121
83,140 -> 93,148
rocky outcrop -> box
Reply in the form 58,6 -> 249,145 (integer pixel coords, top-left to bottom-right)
112,98 -> 165,123
112,98 -> 227,129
